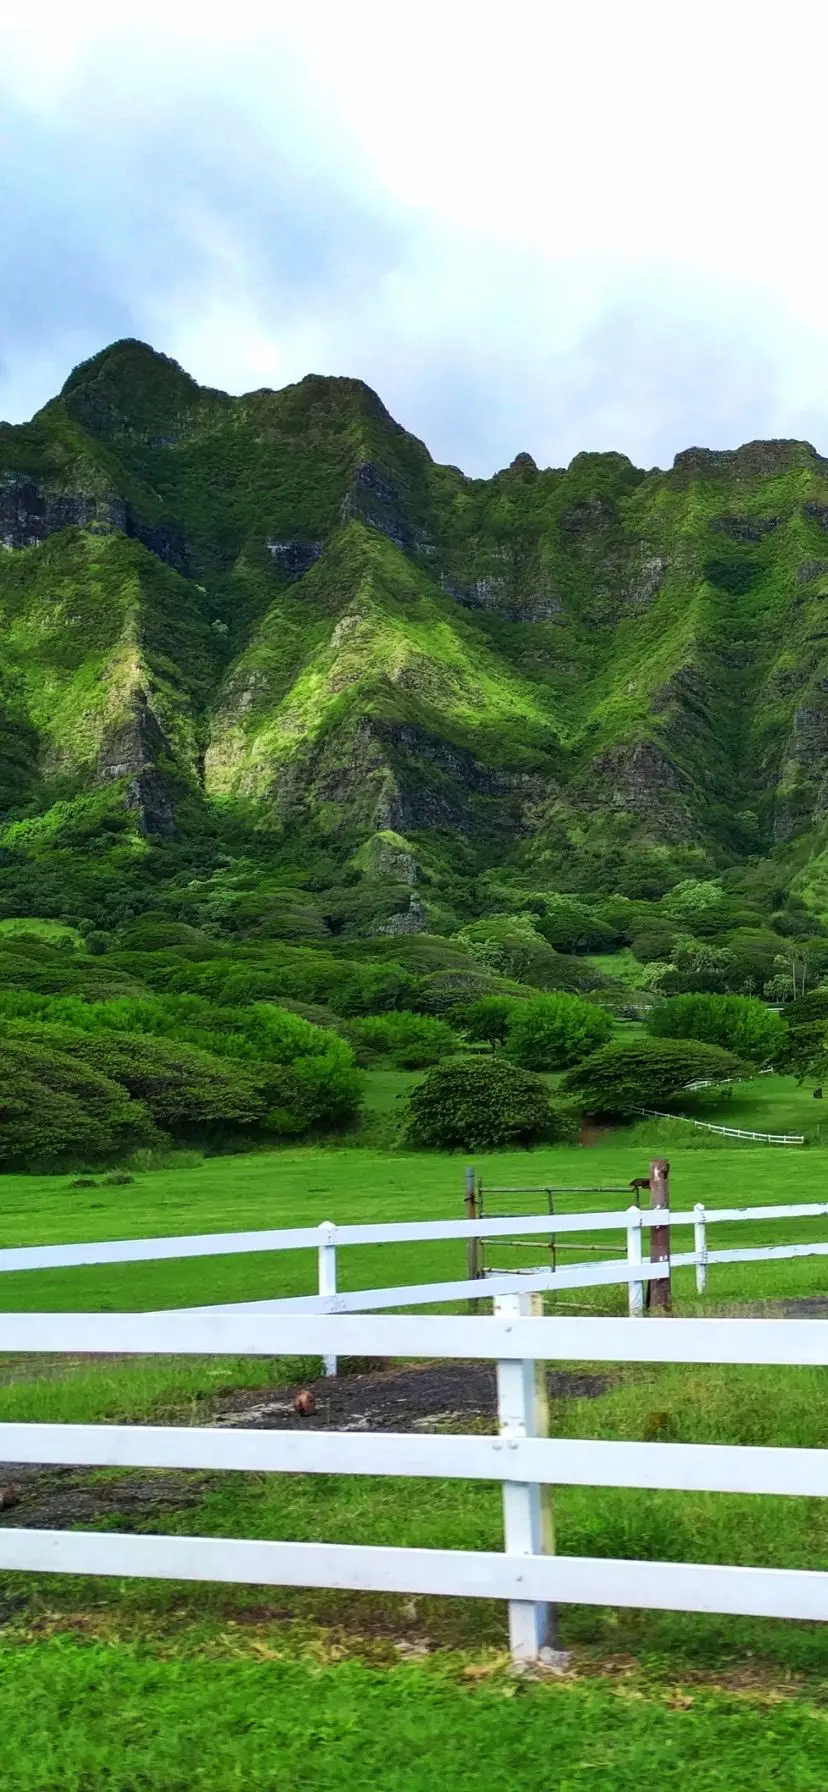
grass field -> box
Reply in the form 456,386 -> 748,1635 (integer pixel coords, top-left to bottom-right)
3,1121 -> 828,1784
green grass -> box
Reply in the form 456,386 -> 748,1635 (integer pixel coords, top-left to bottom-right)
683,1073 -> 826,1140
0,918 -> 83,947
4,1637 -> 828,1791
4,1133 -> 828,1763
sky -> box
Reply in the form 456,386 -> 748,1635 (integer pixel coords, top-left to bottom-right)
2,0 -> 828,475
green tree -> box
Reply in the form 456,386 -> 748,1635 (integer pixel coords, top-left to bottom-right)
562,1038 -> 743,1118
346,1011 -> 457,1069
647,993 -> 784,1065
455,996 -> 520,1048
0,1032 -> 157,1168
506,994 -> 612,1071
405,1058 -> 556,1151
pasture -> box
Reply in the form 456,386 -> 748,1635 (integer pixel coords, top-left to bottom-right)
3,1132 -> 828,1785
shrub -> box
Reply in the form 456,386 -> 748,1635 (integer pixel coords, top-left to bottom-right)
7,1024 -> 263,1135
630,927 -> 677,965
534,895 -> 616,954
405,1058 -> 557,1150
457,916 -> 570,988
562,1038 -> 744,1118
647,993 -> 784,1065
0,1032 -> 157,1168
456,996 -> 519,1047
4,1009 -> 362,1142
506,994 -> 613,1071
347,1011 -> 457,1069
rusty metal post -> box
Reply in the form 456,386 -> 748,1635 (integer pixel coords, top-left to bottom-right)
465,1165 -> 481,1306
648,1157 -> 671,1313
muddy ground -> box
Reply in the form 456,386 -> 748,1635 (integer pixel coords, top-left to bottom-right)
0,1360 -> 613,1533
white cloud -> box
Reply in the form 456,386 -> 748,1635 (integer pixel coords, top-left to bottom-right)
2,0 -> 828,471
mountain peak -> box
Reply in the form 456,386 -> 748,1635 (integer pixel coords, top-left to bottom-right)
55,338 -> 218,444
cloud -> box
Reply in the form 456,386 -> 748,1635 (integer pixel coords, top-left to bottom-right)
1,1 -> 828,472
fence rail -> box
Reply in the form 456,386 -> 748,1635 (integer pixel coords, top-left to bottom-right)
3,1197 -> 828,1373
2,1308 -> 828,1656
639,1107 -> 805,1144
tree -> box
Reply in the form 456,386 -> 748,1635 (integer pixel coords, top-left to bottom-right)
561,1038 -> 744,1118
647,993 -> 784,1065
534,895 -> 616,954
346,1011 -> 457,1068
506,994 -> 612,1071
405,1058 -> 557,1150
456,996 -> 519,1048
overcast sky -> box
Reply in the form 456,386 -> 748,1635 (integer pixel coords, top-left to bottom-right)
2,1 -> 827,475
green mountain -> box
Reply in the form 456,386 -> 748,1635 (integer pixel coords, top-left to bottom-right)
4,336 -> 828,935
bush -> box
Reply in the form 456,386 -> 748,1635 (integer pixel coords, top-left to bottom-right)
7,1024 -> 263,1136
534,895 -> 616,954
506,994 -> 613,1071
457,917 -> 571,988
3,1007 -> 363,1142
0,1032 -> 158,1168
647,993 -> 784,1065
347,1011 -> 457,1069
456,996 -> 519,1047
405,1058 -> 557,1150
562,1038 -> 744,1118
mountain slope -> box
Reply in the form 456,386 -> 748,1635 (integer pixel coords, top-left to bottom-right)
4,338 -> 828,929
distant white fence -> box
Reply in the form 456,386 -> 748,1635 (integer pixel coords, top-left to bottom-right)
3,1201 -> 828,1378
2,1306 -> 828,1660
639,1107 -> 805,1145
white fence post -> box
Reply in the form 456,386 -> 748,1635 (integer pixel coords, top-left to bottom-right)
626,1204 -> 645,1317
494,1291 -> 553,1662
318,1222 -> 338,1377
694,1203 -> 708,1296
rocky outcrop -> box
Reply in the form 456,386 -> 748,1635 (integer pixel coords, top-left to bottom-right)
375,893 -> 425,935
96,691 -> 177,839
591,739 -> 695,840
0,474 -> 126,548
265,539 -> 323,578
0,472 -> 187,570
673,441 -> 828,482
340,462 -> 418,550
708,514 -> 780,542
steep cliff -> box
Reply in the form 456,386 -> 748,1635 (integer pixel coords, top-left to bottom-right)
3,338 -> 828,929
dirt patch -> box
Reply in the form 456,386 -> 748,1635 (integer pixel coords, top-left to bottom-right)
0,1465 -> 208,1532
211,1360 -> 614,1433
0,1361 -> 613,1533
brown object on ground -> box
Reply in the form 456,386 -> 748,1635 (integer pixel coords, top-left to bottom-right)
293,1389 -> 317,1416
0,1487 -> 20,1510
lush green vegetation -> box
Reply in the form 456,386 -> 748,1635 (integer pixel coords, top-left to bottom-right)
2,1636 -> 828,1791
2,1139 -> 828,1790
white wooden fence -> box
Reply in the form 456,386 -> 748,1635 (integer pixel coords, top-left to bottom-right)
639,1106 -> 805,1144
2,1199 -> 828,1377
2,1306 -> 828,1661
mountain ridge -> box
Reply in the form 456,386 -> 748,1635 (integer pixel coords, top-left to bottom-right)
3,337 -> 828,934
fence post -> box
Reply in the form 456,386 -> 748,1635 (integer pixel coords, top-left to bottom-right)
494,1290 -> 553,1662
626,1204 -> 645,1317
465,1165 -> 481,1309
649,1158 -> 671,1314
317,1222 -> 338,1378
694,1202 -> 708,1297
